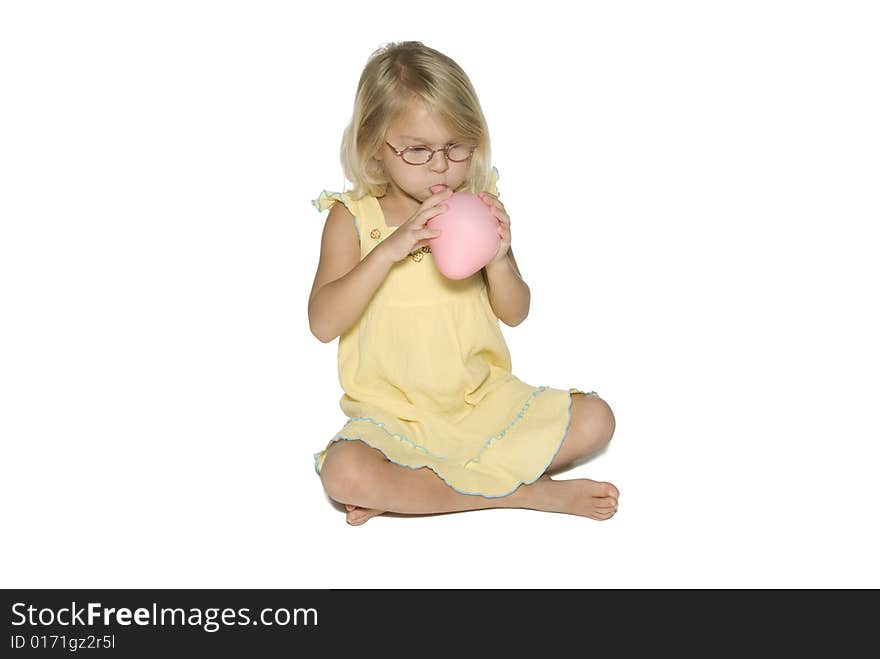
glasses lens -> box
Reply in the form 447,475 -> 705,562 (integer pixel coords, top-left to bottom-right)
403,147 -> 432,165
448,143 -> 475,162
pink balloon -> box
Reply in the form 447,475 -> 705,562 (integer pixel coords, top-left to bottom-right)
427,191 -> 500,279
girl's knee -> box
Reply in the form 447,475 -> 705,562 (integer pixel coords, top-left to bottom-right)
319,440 -> 381,504
603,399 -> 616,440
596,397 -> 616,443
573,394 -> 616,445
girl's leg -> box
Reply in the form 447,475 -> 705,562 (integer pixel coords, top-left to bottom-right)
327,394 -> 618,525
545,393 -> 617,474
319,439 -> 619,523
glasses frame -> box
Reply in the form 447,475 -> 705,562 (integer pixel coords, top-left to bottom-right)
385,140 -> 476,166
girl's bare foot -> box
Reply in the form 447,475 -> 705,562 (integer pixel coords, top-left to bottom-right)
541,477 -> 619,520
345,504 -> 385,526
339,474 -> 618,523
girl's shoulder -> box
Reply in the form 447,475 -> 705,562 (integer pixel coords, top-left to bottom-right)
312,189 -> 380,246
312,190 -> 358,215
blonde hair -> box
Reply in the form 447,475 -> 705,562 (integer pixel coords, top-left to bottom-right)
339,41 -> 494,200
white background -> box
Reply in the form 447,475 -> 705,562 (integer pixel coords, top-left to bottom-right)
2,1 -> 878,588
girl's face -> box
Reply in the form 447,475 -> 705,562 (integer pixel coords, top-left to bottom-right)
376,102 -> 471,206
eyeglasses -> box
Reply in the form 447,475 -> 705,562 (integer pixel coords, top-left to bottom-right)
385,140 -> 476,166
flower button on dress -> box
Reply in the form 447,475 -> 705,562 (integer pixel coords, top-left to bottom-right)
370,228 -> 381,241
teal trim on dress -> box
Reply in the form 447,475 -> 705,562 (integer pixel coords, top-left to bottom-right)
463,385 -> 548,467
315,435 -> 481,496
336,386 -> 553,467
336,415 -> 449,460
313,387 -> 599,499
313,388 -> 597,499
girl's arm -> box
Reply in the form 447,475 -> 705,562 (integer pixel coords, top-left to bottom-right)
483,248 -> 530,326
308,204 -> 394,343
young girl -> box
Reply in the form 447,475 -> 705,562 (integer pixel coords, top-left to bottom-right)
309,41 -> 619,525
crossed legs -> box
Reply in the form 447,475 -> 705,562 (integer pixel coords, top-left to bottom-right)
319,393 -> 618,525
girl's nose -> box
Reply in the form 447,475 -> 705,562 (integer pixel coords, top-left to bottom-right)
430,150 -> 450,172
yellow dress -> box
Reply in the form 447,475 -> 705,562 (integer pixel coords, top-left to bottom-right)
311,167 -> 599,498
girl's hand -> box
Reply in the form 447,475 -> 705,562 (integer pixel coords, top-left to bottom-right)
479,192 -> 511,266
377,189 -> 453,263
